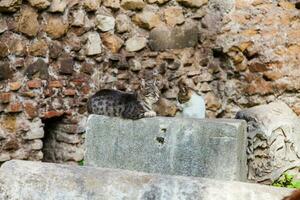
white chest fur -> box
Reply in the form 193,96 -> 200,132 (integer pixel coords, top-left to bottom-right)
177,92 -> 206,119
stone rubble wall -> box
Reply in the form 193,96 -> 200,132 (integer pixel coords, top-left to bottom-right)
0,0 -> 299,164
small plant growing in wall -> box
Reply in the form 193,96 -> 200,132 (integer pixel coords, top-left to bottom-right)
78,159 -> 84,166
272,173 -> 300,189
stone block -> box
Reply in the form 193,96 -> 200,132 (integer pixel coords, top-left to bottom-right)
236,101 -> 300,184
149,23 -> 199,51
85,115 -> 247,181
0,160 -> 293,200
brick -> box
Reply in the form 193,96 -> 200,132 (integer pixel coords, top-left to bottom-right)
43,111 -> 64,119
23,102 -> 38,119
81,86 -> 90,95
6,102 -> 22,113
48,80 -> 63,88
59,58 -> 74,75
0,93 -> 11,103
64,89 -> 76,96
27,80 -> 42,89
9,82 -> 22,91
20,92 -> 37,98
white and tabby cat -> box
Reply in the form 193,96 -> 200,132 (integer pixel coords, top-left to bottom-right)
87,79 -> 160,120
176,79 -> 206,119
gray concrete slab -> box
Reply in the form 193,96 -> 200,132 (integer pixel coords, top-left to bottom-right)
85,115 -> 247,181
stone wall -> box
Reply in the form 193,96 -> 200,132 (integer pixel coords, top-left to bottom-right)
0,0 -> 299,164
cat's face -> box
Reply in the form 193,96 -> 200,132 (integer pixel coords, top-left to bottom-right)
140,79 -> 160,104
178,79 -> 192,104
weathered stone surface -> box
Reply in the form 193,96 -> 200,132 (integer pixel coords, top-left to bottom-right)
125,36 -> 147,52
101,32 -> 124,53
71,9 -> 85,27
0,17 -> 8,33
84,31 -> 102,55
0,152 -> 10,162
59,57 -> 74,75
25,59 -> 49,79
29,39 -> 48,57
48,0 -> 66,12
86,115 -> 247,181
129,58 -> 142,71
27,0 -> 50,9
21,119 -> 44,140
164,6 -> 185,26
103,0 -> 120,9
49,40 -> 63,59
0,160 -> 293,200
115,14 -> 131,33
0,42 -> 8,58
17,6 -> 39,37
176,0 -> 207,8
0,62 -> 12,81
149,24 -> 199,51
147,0 -> 170,4
82,0 -> 100,11
95,14 -> 115,32
133,10 -> 162,30
0,0 -> 21,12
121,0 -> 145,10
236,101 -> 300,184
45,15 -> 68,39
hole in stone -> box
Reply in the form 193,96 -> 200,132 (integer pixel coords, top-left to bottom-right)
156,137 -> 165,145
41,115 -> 65,163
160,128 -> 167,133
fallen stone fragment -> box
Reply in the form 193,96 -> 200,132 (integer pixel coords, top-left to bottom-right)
0,160 -> 293,200
236,101 -> 300,184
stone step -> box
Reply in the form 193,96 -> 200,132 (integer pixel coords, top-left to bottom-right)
0,160 -> 293,200
85,115 -> 247,181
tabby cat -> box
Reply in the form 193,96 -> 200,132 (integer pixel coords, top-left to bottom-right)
87,80 -> 160,119
176,78 -> 206,119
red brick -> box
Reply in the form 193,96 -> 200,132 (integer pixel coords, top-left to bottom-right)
248,62 -> 268,73
48,80 -> 63,88
44,89 -> 54,97
81,85 -> 90,95
64,88 -> 76,96
6,102 -> 23,113
23,102 -> 38,119
21,92 -> 37,98
9,82 -> 22,91
27,80 -> 42,89
43,110 -> 64,119
244,78 -> 273,95
71,79 -> 86,86
0,92 -> 11,103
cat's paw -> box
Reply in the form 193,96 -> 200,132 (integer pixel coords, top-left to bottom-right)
144,111 -> 157,117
